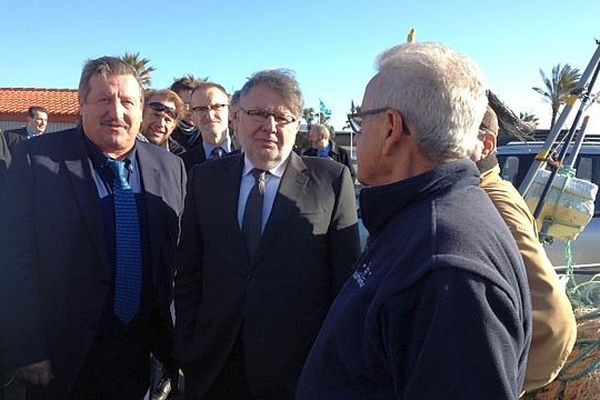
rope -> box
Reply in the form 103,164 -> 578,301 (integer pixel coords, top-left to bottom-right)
546,160 -> 600,388
549,163 -> 600,389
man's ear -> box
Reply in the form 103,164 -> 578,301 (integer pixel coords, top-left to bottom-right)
480,132 -> 497,158
382,110 -> 405,155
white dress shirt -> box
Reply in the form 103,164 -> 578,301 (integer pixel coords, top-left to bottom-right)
237,155 -> 289,232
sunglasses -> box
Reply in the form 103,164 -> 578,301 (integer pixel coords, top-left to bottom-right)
148,102 -> 178,120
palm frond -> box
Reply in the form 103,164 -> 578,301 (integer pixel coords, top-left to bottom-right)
487,91 -> 536,144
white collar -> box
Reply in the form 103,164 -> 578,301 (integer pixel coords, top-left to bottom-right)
242,154 -> 289,178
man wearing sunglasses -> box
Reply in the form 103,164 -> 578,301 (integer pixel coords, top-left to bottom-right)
180,81 -> 239,172
141,89 -> 186,156
297,43 -> 532,399
174,69 -> 360,399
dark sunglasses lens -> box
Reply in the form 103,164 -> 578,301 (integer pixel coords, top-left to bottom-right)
149,103 -> 177,119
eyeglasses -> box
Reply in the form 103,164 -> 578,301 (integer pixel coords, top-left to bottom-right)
347,107 -> 410,135
346,108 -> 389,134
148,102 -> 178,120
241,108 -> 297,126
191,103 -> 228,115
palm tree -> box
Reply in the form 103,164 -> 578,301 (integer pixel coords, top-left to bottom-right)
302,107 -> 316,131
173,73 -> 209,83
532,64 -> 581,128
519,111 -> 539,127
120,52 -> 156,87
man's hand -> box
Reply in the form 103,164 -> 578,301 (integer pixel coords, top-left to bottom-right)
15,360 -> 54,386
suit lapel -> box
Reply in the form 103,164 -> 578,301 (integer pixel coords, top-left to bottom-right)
65,131 -> 110,277
222,156 -> 249,264
251,153 -> 309,266
137,143 -> 162,283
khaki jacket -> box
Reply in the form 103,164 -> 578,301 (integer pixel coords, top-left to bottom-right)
481,165 -> 577,392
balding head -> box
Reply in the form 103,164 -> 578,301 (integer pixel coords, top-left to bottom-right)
309,124 -> 330,150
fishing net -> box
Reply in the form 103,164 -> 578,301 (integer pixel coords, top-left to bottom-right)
524,273 -> 600,399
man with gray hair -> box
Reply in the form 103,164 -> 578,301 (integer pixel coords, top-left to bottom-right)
0,56 -> 186,399
303,124 -> 355,181
297,43 -> 532,399
174,69 -> 360,399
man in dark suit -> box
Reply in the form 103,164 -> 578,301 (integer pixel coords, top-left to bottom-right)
0,56 -> 186,400
3,106 -> 49,155
174,69 -> 361,400
180,81 -> 238,172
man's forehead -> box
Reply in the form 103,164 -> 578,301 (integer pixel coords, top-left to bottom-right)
90,73 -> 140,90
31,111 -> 48,118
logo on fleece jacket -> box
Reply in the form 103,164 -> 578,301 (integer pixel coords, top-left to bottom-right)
352,261 -> 373,288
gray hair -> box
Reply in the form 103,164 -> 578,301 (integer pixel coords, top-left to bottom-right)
310,124 -> 330,139
371,42 -> 487,162
78,56 -> 144,103
239,69 -> 304,118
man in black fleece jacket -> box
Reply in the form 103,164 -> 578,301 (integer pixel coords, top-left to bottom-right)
297,42 -> 532,399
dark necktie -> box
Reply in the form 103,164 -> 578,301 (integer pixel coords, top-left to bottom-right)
242,169 -> 266,258
210,146 -> 225,159
107,159 -> 142,325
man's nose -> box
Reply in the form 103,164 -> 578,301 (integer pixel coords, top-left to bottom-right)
204,109 -> 219,120
263,115 -> 277,133
107,100 -> 125,119
160,116 -> 169,129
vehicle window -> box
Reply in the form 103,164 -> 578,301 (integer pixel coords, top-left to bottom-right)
500,156 -> 520,185
574,156 -> 600,217
575,157 -> 592,181
498,154 -> 536,188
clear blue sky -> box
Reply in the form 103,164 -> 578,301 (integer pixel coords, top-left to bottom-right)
2,0 -> 600,131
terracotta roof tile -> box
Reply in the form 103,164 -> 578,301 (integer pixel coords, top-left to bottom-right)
0,88 -> 79,116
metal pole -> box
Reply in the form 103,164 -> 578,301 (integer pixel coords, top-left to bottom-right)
565,116 -> 590,168
349,130 -> 354,160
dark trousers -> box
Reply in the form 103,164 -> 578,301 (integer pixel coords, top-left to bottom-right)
69,321 -> 152,400
185,335 -> 253,400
